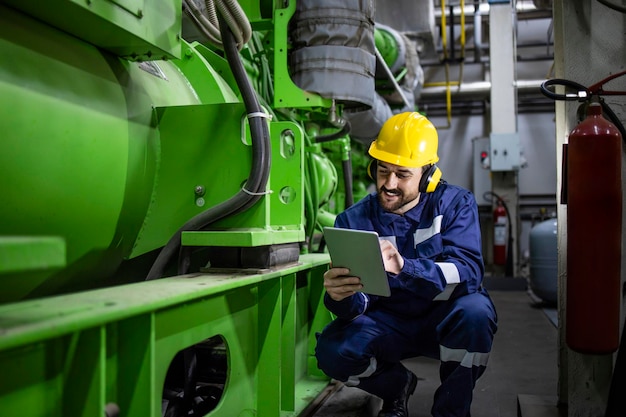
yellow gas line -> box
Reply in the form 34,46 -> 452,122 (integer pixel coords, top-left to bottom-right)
439,0 -> 451,128
425,0 -> 467,129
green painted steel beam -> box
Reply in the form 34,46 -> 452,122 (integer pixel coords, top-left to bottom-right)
0,236 -> 66,274
181,229 -> 304,247
0,254 -> 332,417
272,1 -> 332,109
2,0 -> 182,60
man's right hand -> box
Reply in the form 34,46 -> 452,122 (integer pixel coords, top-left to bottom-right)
323,267 -> 364,301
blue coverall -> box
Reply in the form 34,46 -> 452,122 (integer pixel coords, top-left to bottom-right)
315,182 -> 498,417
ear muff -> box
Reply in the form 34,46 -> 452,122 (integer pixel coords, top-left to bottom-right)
367,160 -> 377,180
419,164 -> 442,193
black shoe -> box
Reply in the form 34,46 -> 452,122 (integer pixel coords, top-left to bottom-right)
377,369 -> 418,417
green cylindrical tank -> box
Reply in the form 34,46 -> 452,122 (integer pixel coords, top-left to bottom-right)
0,5 -> 238,301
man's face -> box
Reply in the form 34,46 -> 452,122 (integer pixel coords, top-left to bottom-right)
375,161 -> 424,214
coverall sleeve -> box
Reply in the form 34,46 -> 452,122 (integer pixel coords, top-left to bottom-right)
397,190 -> 484,301
323,292 -> 370,320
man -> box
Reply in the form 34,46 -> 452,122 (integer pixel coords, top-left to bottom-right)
315,112 -> 498,417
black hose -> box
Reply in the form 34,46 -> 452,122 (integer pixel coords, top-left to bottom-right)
314,120 -> 351,143
599,100 -> 626,143
342,156 -> 354,209
539,78 -> 589,102
597,0 -> 626,13
540,78 -> 626,150
146,13 -> 271,280
313,120 -> 353,209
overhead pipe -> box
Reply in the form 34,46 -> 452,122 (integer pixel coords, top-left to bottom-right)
473,0 -> 483,63
433,2 -> 552,21
418,79 -> 547,101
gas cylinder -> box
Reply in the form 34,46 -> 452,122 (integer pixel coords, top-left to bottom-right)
566,102 -> 622,354
529,218 -> 557,304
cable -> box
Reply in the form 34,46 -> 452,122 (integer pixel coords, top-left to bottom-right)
146,11 -> 271,280
183,0 -> 222,47
314,120 -> 352,143
342,156 -> 354,209
182,0 -> 252,50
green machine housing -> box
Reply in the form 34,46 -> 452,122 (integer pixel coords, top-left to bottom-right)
0,0 -> 415,416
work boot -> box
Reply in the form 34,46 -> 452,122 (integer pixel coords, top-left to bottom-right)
377,368 -> 418,417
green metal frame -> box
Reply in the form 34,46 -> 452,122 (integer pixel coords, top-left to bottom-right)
270,1 -> 332,109
135,102 -> 306,253
2,0 -> 182,60
0,254 -> 332,417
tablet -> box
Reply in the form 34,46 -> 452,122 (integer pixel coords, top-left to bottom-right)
323,227 -> 391,297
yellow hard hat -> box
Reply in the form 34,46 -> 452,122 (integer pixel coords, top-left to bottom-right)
368,112 -> 439,168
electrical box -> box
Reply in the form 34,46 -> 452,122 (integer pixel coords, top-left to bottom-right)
472,137 -> 492,206
490,132 -> 521,171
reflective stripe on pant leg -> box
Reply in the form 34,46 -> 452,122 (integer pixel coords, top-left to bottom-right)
440,346 -> 490,368
433,356 -> 486,417
431,292 -> 497,416
346,357 -> 377,386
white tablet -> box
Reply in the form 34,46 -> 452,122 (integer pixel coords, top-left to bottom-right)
323,227 -> 391,297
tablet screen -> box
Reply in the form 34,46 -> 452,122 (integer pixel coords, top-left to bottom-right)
323,227 -> 391,297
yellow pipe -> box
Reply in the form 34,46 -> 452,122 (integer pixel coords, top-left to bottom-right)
424,81 -> 461,87
438,0 -> 451,129
433,0 -> 470,129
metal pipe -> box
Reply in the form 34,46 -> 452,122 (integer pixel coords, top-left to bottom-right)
473,1 -> 482,63
374,48 -> 412,109
433,2 -> 552,21
418,79 -> 546,101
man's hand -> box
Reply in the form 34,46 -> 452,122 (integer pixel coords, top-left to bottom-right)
323,267 -> 363,301
380,239 -> 404,274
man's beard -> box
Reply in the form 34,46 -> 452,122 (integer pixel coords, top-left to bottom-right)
377,185 -> 420,213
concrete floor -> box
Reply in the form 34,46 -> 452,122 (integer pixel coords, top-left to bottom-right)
308,278 -> 563,417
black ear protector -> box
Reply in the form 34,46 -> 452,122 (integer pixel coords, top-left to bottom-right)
367,159 -> 378,181
418,164 -> 442,193
367,159 -> 442,193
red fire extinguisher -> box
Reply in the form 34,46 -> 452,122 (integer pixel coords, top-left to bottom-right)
493,200 -> 507,265
566,102 -> 622,354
